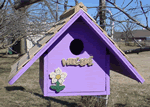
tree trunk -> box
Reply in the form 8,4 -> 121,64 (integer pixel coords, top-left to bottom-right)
99,0 -> 106,30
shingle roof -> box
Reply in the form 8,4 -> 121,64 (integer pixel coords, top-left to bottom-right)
132,30 -> 150,37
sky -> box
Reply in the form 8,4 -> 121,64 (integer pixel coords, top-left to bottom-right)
66,0 -> 150,31
27,0 -> 150,32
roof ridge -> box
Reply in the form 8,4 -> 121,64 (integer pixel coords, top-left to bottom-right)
59,2 -> 87,20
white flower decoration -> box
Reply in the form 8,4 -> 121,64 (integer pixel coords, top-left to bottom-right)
49,67 -> 67,85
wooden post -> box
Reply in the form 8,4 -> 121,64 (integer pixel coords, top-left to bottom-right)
20,38 -> 27,55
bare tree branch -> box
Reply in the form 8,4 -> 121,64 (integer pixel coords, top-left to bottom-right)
123,0 -> 133,10
0,13 -> 4,25
117,21 -> 142,47
106,0 -> 150,31
109,4 -> 142,19
43,0 -> 56,21
132,10 -> 149,18
0,0 -> 64,50
64,0 -> 68,12
14,0 -> 57,21
113,0 -> 116,4
14,0 -> 42,10
2,35 -> 24,48
0,0 -> 6,9
74,0 -> 78,5
135,0 -> 139,6
51,0 -> 115,9
121,0 -> 125,7
140,1 -> 148,27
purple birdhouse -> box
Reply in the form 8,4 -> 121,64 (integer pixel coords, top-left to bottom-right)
8,3 -> 144,97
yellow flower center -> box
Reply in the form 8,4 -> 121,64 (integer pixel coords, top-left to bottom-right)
56,75 -> 61,79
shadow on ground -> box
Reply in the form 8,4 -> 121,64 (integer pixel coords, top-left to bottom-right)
114,103 -> 127,107
5,86 -> 80,107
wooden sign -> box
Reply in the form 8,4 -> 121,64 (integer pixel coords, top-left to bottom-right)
61,56 -> 94,67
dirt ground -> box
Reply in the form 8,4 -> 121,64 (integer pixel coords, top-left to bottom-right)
108,51 -> 150,107
0,44 -> 150,107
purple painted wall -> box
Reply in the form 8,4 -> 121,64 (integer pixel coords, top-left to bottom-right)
41,17 -> 110,96
39,54 -> 46,93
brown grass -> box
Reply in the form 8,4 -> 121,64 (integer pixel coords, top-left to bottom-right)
0,43 -> 150,107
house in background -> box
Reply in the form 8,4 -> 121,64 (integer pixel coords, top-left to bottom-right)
6,22 -> 54,54
114,29 -> 150,41
114,29 -> 150,46
0,21 -> 55,54
26,22 -> 55,51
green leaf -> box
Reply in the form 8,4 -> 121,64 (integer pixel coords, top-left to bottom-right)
50,86 -> 57,90
59,86 -> 65,90
56,86 -> 60,90
55,86 -> 65,92
56,81 -> 60,87
56,87 -> 60,92
50,81 -> 65,93
56,86 -> 65,92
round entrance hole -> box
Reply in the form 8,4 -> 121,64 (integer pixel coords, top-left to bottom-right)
69,39 -> 84,55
